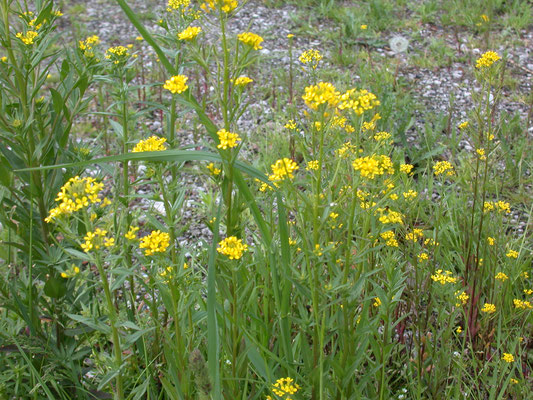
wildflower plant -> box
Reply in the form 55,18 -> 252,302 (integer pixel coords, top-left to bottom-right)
0,0 -> 531,399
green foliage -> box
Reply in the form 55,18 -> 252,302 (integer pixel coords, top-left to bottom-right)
0,0 -> 531,399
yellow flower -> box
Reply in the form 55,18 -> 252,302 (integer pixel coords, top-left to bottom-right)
433,160 -> 455,176
105,46 -> 130,64
168,0 -> 190,9
139,230 -> 171,256
306,160 -> 319,171
524,289 -> 533,295
271,377 -> 300,398
495,272 -> 508,282
299,49 -> 322,69
487,237 -> 495,246
431,269 -> 458,285
207,162 -> 221,176
360,24 -> 368,30
417,252 -> 429,262
216,129 -> 241,149
132,136 -> 167,152
178,26 -> 202,40
456,326 -> 462,333
403,190 -> 417,200
125,226 -> 139,240
284,120 -> 297,130
217,236 -> 248,260
455,291 -> 469,306
399,163 -> 413,174
268,158 -> 299,183
45,176 -> 104,222
506,249 -> 518,259
513,299 -> 532,309
481,14 -> 489,22
458,121 -> 469,129
81,228 -> 114,253
373,297 -> 382,307
302,82 -> 340,109
380,230 -> 398,247
338,88 -> 380,115
164,75 -> 189,94
352,154 -> 394,179
374,131 -> 391,142
501,353 -> 514,363
476,148 -> 486,160
476,51 -> 500,69
237,32 -> 263,50
1,56 -> 7,62
379,210 -> 403,225
481,303 -> 496,314
233,76 -> 253,86
16,31 -> 38,45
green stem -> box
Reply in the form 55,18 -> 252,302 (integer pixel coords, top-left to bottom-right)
95,254 -> 124,400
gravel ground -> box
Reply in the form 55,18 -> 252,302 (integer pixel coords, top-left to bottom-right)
61,0 -> 532,243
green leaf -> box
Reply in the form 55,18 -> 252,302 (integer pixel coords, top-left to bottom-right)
43,276 -> 67,299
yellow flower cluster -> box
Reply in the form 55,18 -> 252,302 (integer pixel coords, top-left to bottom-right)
268,377 -> 300,399
378,210 -> 403,225
433,160 -> 455,176
455,290 -> 469,306
373,297 -> 382,307
483,200 -> 510,214
302,82 -> 340,109
79,35 -> 100,58
501,353 -> 514,363
374,131 -> 391,142
506,249 -> 518,258
338,88 -> 380,115
164,75 -> 189,94
105,46 -> 130,64
201,0 -> 238,13
417,252 -> 429,262
237,32 -> 263,50
168,0 -> 190,10
495,272 -> 508,282
269,158 -> 299,183
481,303 -> 496,313
132,136 -> 167,152
513,299 -> 532,309
380,230 -> 398,247
476,51 -> 500,69
400,163 -> 413,174
16,31 -> 38,45
45,176 -> 104,222
81,228 -> 115,252
306,160 -> 319,171
207,162 -> 221,176
178,26 -> 202,40
406,228 -> 424,242
476,148 -> 486,160
430,270 -> 458,285
352,154 -> 394,180
284,120 -> 297,130
217,129 -> 241,149
299,49 -> 322,69
234,76 -> 253,86
217,236 -> 248,260
403,190 -> 417,200
124,226 -> 139,240
458,121 -> 469,129
139,230 -> 171,256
